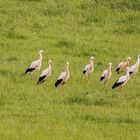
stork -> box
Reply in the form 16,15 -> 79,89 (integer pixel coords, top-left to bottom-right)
55,62 -> 70,93
37,60 -> 52,85
100,62 -> 112,92
25,50 -> 47,76
112,67 -> 130,92
83,56 -> 94,82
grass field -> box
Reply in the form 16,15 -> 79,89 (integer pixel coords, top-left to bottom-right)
0,0 -> 140,139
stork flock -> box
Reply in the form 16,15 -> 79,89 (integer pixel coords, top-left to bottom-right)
25,50 -> 140,93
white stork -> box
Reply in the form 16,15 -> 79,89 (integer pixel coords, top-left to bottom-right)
37,60 -> 52,85
100,62 -> 112,91
116,57 -> 131,73
55,62 -> 70,92
112,67 -> 130,91
83,56 -> 94,82
128,55 -> 140,76
25,50 -> 47,75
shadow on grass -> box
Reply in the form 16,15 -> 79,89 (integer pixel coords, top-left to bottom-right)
7,31 -> 27,40
55,39 -> 74,48
67,96 -> 91,105
6,56 -> 19,62
0,69 -> 13,76
113,25 -> 140,35
83,114 -> 140,124
32,23 -> 47,32
42,3 -> 68,17
0,69 -> 20,78
66,96 -> 114,107
0,98 -> 5,107
77,0 -> 95,10
20,0 -> 41,2
0,57 -> 18,64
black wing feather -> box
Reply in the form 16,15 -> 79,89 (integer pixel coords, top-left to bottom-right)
83,70 -> 86,74
25,68 -> 35,74
37,75 -> 46,85
129,72 -> 133,75
100,76 -> 105,81
116,68 -> 120,72
55,79 -> 63,87
112,81 -> 124,89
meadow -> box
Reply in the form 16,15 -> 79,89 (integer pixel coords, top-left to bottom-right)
0,0 -> 140,139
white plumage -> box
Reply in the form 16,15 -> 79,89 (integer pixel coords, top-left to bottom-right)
100,62 -> 112,84
25,50 -> 47,74
83,56 -> 94,76
55,62 -> 70,88
37,60 -> 52,84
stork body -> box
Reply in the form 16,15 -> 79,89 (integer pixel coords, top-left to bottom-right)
55,62 -> 70,91
100,63 -> 112,84
37,60 -> 52,84
112,68 -> 130,91
128,55 -> 140,76
116,57 -> 131,73
25,50 -> 47,75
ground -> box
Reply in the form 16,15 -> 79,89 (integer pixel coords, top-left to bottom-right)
0,0 -> 140,140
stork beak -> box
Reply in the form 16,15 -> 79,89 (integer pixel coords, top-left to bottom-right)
42,52 -> 48,57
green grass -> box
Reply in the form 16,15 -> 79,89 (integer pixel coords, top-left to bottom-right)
0,0 -> 140,139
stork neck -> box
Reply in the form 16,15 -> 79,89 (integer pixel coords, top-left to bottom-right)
135,57 -> 140,70
136,57 -> 140,65
127,59 -> 130,64
90,59 -> 93,65
65,65 -> 69,74
108,65 -> 112,73
126,71 -> 130,80
48,62 -> 52,69
39,53 -> 43,60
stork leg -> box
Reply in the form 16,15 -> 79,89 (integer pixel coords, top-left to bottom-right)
29,73 -> 33,80
31,74 -> 36,81
83,76 -> 89,84
60,84 -> 64,95
119,86 -> 123,93
87,74 -> 90,84
87,77 -> 89,84
104,83 -> 108,93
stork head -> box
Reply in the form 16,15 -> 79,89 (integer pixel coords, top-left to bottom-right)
109,62 -> 112,67
90,56 -> 94,63
126,67 -> 130,71
90,56 -> 94,60
66,62 -> 69,65
39,50 -> 47,56
127,57 -> 131,61
48,60 -> 53,65
127,56 -> 131,63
